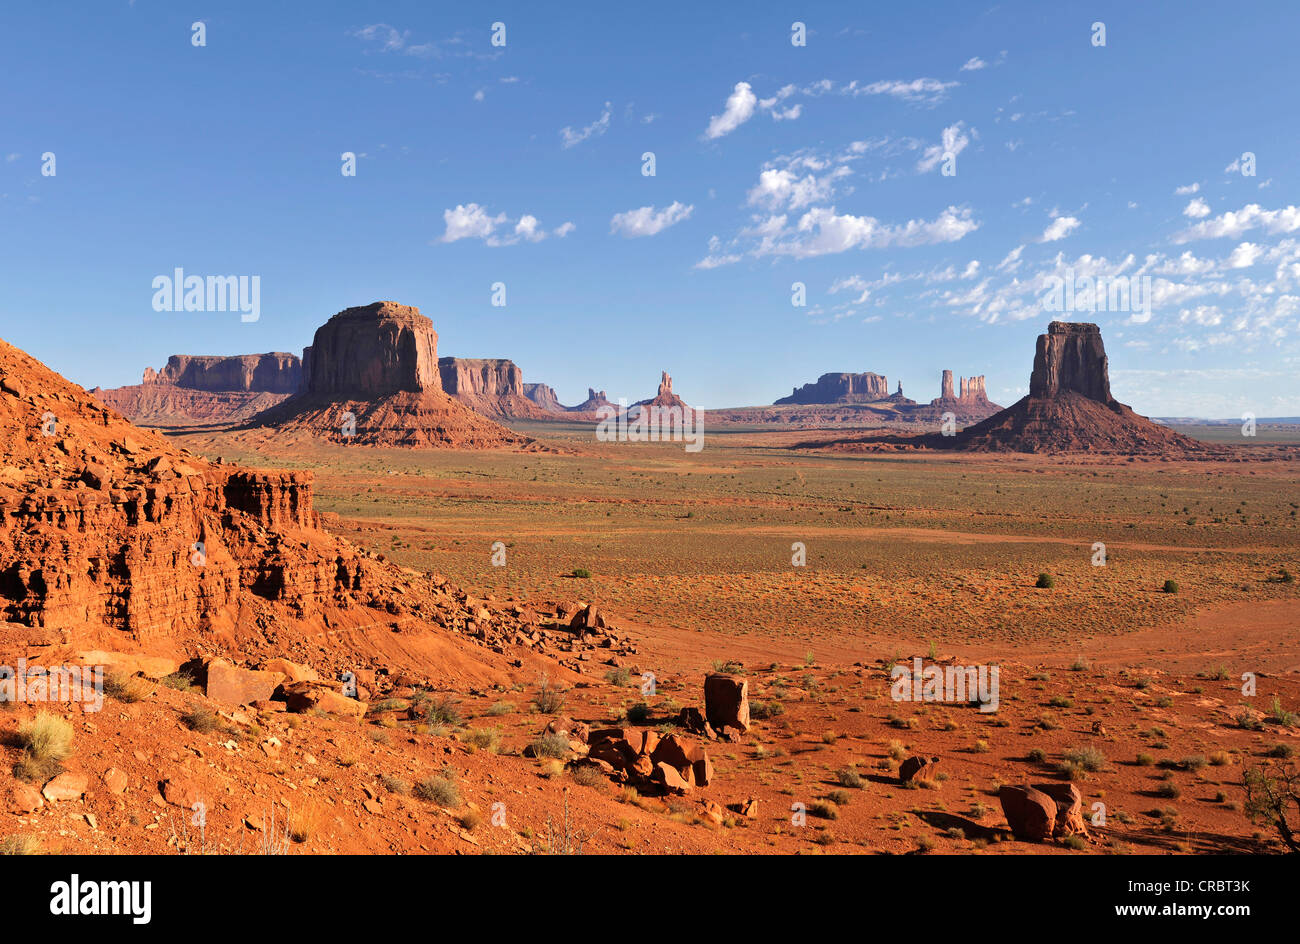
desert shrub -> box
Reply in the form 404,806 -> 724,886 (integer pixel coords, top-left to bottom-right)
1181,755 -> 1208,771
835,767 -> 863,788
379,775 -> 410,795
1070,658 -> 1089,672
1244,761 -> 1300,853
414,776 -> 460,807
625,703 -> 652,724
533,674 -> 566,714
1064,746 -> 1106,772
604,667 -> 631,686
19,712 -> 74,762
103,670 -> 150,703
711,660 -> 744,674
750,700 -> 783,720
570,765 -> 606,787
1209,751 -> 1232,767
1162,579 -> 1180,594
1136,753 -> 1155,767
809,800 -> 838,820
1027,748 -> 1046,763
530,732 -> 572,759
417,694 -> 463,727
159,670 -> 196,692
1156,782 -> 1181,799
1049,695 -> 1073,709
1062,834 -> 1087,851
1035,573 -> 1054,589
827,789 -> 851,807
464,728 -> 500,753
1268,696 -> 1297,728
571,568 -> 591,579
1267,743 -> 1294,759
0,834 -> 41,855
485,701 -> 513,716
181,707 -> 218,733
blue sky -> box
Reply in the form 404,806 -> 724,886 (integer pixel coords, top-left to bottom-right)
2,1 -> 1298,416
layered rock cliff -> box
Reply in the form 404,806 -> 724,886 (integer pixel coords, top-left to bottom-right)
776,372 -> 890,405
256,303 -> 526,447
524,383 -> 564,412
438,357 -> 552,419
149,353 -> 301,394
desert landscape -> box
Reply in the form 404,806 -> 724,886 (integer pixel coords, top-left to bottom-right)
2,7 -> 1298,894
0,299 -> 1295,859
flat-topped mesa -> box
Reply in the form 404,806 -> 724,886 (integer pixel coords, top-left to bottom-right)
1029,321 -> 1113,403
775,371 -> 890,405
438,357 -> 525,397
301,301 -> 440,398
147,353 -> 302,393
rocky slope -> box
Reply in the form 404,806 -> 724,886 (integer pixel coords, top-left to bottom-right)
149,353 -> 301,394
256,303 -> 526,448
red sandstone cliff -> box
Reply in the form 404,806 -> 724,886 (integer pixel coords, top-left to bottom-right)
438,357 -> 553,419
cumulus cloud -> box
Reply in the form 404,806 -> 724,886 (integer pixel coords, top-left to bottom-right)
705,82 -> 759,139
1041,215 -> 1080,242
960,57 -> 987,71
1183,197 -> 1211,219
610,201 -> 694,237
917,122 -> 973,173
440,203 -> 571,245
1227,241 -> 1263,268
561,102 -> 612,148
1175,203 -> 1300,243
1175,182 -> 1200,195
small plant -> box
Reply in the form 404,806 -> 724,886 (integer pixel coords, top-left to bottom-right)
464,728 -> 501,753
181,707 -> 218,733
626,703 -> 652,724
1162,579 -> 1180,594
1268,696 -> 1297,728
485,701 -> 513,716
19,711 -> 74,762
414,776 -> 460,807
159,670 -> 196,692
103,670 -> 150,703
1243,761 -> 1300,852
570,764 -> 606,788
379,775 -> 410,794
835,767 -> 863,788
1156,782 -> 1182,799
571,567 -> 592,579
1027,748 -> 1046,763
809,800 -> 839,820
1136,753 -> 1155,767
1209,750 -> 1232,767
530,732 -> 572,760
1063,746 -> 1106,773
1035,573 -> 1054,589
0,834 -> 41,855
533,674 -> 566,714
604,667 -> 631,686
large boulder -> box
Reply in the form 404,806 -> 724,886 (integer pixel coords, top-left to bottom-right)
899,755 -> 941,783
704,674 -> 750,734
42,772 -> 88,803
998,785 -> 1057,842
281,681 -> 367,718
1034,782 -> 1090,839
204,658 -> 285,705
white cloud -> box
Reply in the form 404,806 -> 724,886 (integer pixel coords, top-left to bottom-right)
746,165 -> 851,210
441,203 -> 504,243
1227,241 -> 1263,268
1174,182 -> 1200,195
1175,203 -> 1300,243
705,82 -> 758,139
1183,197 -> 1211,219
561,102 -> 612,148
553,221 -> 575,238
962,260 -> 981,279
841,77 -> 958,106
440,204 -> 567,245
610,201 -> 694,237
1041,215 -> 1080,242
917,122 -> 973,173
996,244 -> 1024,272
960,57 -> 987,71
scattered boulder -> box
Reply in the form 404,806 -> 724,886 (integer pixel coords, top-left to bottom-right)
10,782 -> 43,813
204,658 -> 285,705
1034,782 -> 1091,839
161,777 -> 203,808
899,755 -> 942,784
998,785 -> 1058,842
281,681 -> 367,718
704,674 -> 750,734
42,772 -> 88,803
261,658 -> 318,684
102,767 -> 128,795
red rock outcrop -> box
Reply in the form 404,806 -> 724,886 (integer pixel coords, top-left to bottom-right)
438,357 -> 552,419
152,353 -> 301,394
256,303 -> 526,448
523,383 -> 564,412
776,372 -> 890,405
952,322 -> 1209,455
92,353 -> 300,427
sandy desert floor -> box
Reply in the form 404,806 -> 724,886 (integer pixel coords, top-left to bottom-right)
33,419 -> 1279,855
